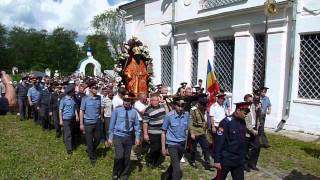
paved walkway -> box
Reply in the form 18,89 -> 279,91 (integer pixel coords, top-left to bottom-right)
266,128 -> 320,143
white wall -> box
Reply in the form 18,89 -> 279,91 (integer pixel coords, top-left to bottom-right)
284,0 -> 320,134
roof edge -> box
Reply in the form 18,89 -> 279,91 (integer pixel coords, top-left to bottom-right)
119,0 -> 144,10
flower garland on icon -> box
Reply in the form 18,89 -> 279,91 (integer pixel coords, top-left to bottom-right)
113,36 -> 154,92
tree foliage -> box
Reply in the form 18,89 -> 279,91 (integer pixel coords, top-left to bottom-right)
0,24 -> 84,74
83,34 -> 114,70
91,9 -> 126,58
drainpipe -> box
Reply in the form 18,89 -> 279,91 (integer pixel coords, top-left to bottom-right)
276,0 -> 297,131
170,0 -> 175,94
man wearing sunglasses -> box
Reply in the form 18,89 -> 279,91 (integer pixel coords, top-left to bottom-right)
213,101 -> 252,180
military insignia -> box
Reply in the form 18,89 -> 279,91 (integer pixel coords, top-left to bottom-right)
217,127 -> 224,135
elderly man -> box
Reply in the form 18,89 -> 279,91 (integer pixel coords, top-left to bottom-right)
143,93 -> 166,168
16,77 -> 29,120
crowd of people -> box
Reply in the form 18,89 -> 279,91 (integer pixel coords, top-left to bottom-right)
0,71 -> 272,180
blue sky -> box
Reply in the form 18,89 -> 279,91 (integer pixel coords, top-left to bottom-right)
0,0 -> 131,42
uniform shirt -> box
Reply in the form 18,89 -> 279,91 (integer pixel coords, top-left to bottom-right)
80,94 -> 101,124
101,95 -> 112,118
143,104 -> 166,135
189,106 -> 207,136
162,110 -> 189,145
108,106 -> 141,141
59,95 -> 76,120
209,102 -> 226,127
112,94 -> 123,108
16,83 -> 28,98
261,96 -> 271,114
74,92 -> 85,111
49,92 -> 60,112
27,86 -> 42,104
214,116 -> 246,166
39,89 -> 52,106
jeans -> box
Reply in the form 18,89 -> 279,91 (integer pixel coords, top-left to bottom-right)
18,97 -> 27,119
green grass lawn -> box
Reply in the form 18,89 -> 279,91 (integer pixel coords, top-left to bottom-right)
0,115 -> 319,179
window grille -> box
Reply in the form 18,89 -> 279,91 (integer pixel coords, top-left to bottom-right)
253,34 -> 266,90
191,42 -> 199,86
298,34 -> 320,100
161,46 -> 172,87
214,38 -> 235,92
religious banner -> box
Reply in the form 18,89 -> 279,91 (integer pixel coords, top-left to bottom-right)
114,36 -> 154,96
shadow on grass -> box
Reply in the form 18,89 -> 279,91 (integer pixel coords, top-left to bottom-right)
283,170 -> 320,180
301,147 -> 320,159
130,159 -> 143,174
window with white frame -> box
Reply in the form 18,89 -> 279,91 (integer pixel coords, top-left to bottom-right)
298,34 -> 320,100
253,34 -> 266,90
214,38 -> 235,92
161,46 -> 172,87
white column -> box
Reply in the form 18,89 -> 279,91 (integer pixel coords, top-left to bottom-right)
231,23 -> 255,104
265,20 -> 288,128
195,30 -> 214,90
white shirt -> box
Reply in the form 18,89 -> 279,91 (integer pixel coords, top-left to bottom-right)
101,96 -> 113,117
134,100 -> 147,121
209,102 -> 226,127
112,94 -> 123,108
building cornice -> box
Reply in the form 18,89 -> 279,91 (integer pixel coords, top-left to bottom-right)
174,1 -> 289,27
119,0 -> 145,10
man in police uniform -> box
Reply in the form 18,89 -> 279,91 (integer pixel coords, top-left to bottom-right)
161,97 -> 189,180
27,77 -> 42,123
59,84 -> 78,155
108,95 -> 141,180
39,81 -> 52,130
80,81 -> 102,165
259,87 -> 271,148
189,97 -> 212,169
214,101 -> 251,180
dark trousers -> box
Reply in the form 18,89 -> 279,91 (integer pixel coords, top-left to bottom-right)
31,104 -> 39,123
190,134 -> 210,163
112,135 -> 133,180
147,134 -> 163,166
165,143 -> 185,180
40,105 -> 50,129
247,135 -> 261,168
52,109 -> 61,134
84,123 -> 100,161
63,120 -> 74,152
259,114 -> 269,147
220,165 -> 244,180
27,104 -> 32,119
18,97 -> 27,119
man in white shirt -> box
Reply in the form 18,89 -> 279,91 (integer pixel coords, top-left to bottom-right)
209,93 -> 227,133
101,87 -> 113,147
112,87 -> 127,108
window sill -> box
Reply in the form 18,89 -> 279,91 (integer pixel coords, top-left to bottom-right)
293,99 -> 320,106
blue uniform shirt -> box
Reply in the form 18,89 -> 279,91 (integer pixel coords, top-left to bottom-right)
59,95 -> 76,120
214,115 -> 246,167
27,86 -> 42,103
162,110 -> 189,145
80,95 -> 101,124
108,106 -> 141,141
261,96 -> 271,114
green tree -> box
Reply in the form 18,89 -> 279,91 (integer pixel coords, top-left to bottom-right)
83,34 -> 114,70
46,27 -> 81,74
0,24 -> 7,70
91,10 -> 126,58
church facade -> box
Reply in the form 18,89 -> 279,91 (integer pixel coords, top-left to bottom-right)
119,0 -> 320,134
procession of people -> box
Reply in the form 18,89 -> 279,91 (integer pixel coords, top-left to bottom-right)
0,68 -> 273,180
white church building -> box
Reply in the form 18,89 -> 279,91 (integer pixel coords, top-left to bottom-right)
119,0 -> 320,134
